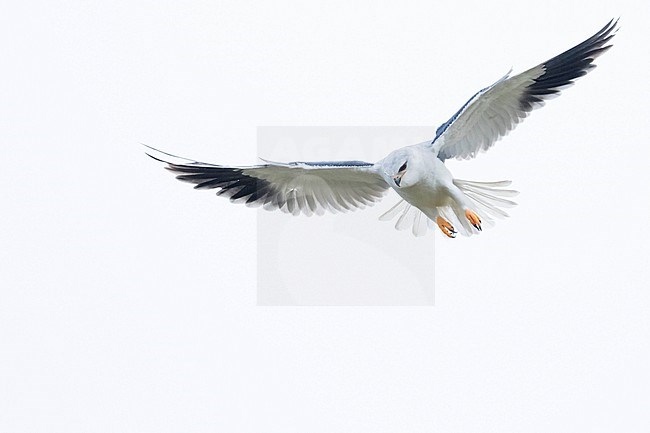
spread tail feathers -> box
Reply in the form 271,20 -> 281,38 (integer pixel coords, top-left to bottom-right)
379,179 -> 518,237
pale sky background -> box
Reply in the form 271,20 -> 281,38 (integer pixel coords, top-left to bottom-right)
2,1 -> 650,432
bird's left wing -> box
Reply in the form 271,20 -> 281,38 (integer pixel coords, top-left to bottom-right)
429,19 -> 617,161
146,146 -> 389,216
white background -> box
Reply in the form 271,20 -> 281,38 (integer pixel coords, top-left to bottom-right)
2,1 -> 650,432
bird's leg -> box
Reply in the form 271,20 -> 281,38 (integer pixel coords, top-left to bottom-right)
436,217 -> 457,238
465,209 -> 482,231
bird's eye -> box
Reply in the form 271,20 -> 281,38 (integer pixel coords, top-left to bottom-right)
399,162 -> 407,172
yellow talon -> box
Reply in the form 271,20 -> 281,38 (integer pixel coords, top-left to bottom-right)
465,209 -> 482,231
436,217 -> 457,238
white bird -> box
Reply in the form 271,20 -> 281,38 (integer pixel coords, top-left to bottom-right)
147,20 -> 617,238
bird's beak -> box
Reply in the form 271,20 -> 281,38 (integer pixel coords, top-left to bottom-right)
393,175 -> 402,187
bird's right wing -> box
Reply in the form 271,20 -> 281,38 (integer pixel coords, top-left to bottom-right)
146,146 -> 390,216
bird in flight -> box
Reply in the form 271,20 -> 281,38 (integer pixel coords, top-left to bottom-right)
147,20 -> 617,238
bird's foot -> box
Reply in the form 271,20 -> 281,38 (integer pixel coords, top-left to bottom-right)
465,209 -> 482,231
436,217 -> 457,238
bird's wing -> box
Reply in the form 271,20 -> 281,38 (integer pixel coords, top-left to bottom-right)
145,146 -> 390,216
428,19 -> 617,161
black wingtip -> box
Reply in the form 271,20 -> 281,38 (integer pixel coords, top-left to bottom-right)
598,18 -> 620,46
142,144 -> 184,162
145,151 -> 167,164
142,143 -> 174,165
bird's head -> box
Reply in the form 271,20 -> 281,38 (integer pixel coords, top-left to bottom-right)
382,149 -> 413,188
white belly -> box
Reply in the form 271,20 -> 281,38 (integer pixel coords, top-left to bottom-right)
394,162 -> 457,219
